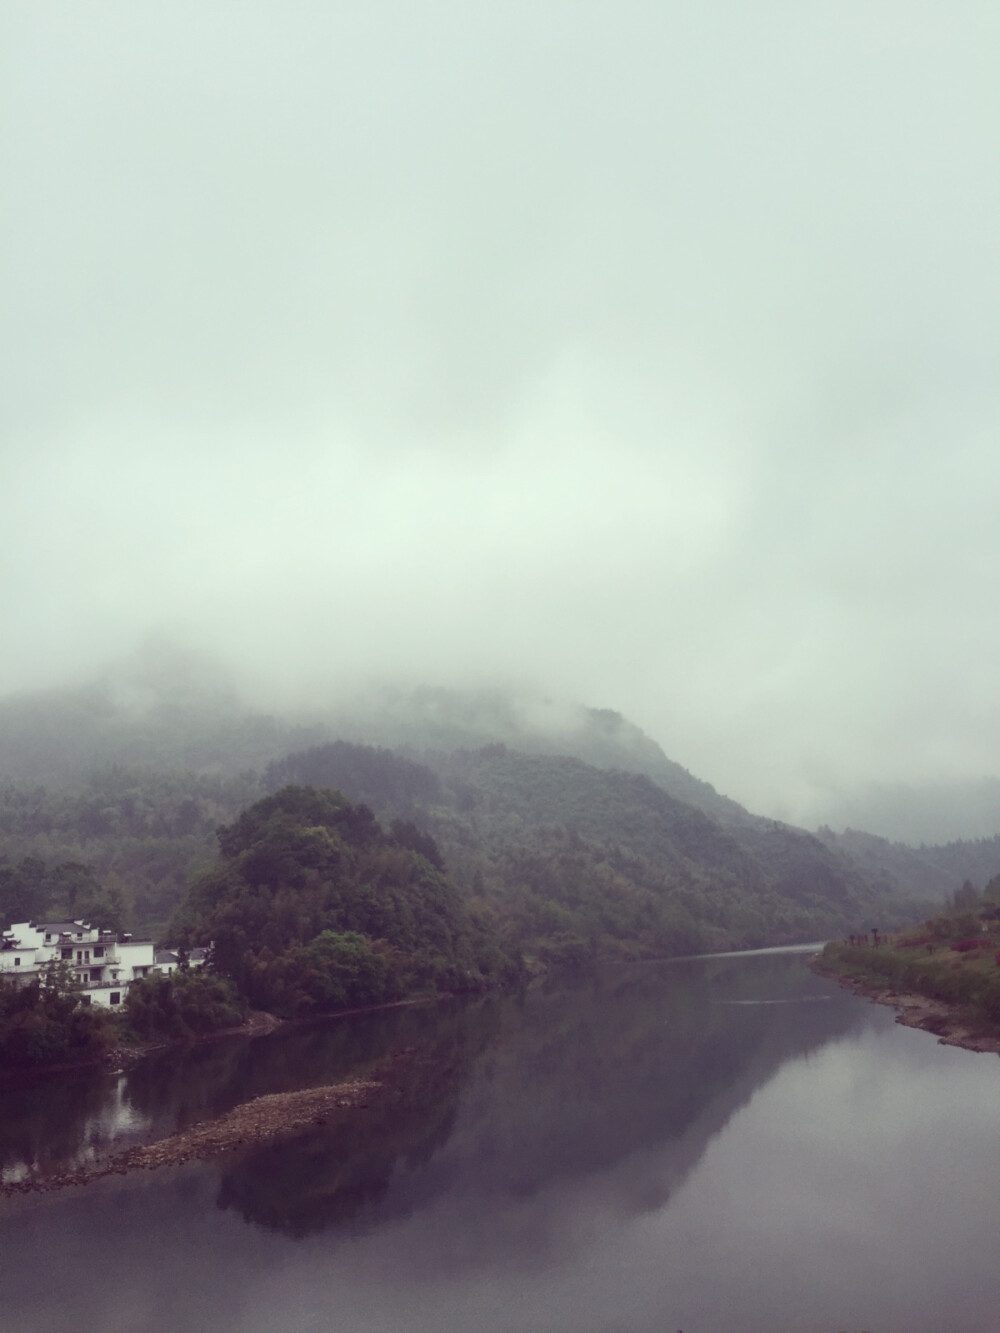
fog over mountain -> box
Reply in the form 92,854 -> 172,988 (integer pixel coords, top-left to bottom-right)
4,3 -> 1000,828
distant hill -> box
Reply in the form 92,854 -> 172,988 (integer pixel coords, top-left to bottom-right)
816,825 -> 1000,901
0,660 -> 746,829
312,685 -> 754,826
815,779 -> 1000,846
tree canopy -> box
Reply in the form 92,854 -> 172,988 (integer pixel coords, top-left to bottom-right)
172,785 -> 521,1017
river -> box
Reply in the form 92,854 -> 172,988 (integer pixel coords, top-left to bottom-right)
1,946 -> 999,1332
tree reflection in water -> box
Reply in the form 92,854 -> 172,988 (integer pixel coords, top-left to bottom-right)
211,954 -> 856,1239
0,1064 -> 119,1183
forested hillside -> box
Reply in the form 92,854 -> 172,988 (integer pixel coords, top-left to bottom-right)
0,662 -> 746,822
816,826 -> 1000,902
264,743 -> 914,959
0,662 -> 988,966
0,769 -> 258,938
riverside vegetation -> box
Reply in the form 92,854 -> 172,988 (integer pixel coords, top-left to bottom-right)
0,784 -> 519,1069
818,874 -> 1000,1038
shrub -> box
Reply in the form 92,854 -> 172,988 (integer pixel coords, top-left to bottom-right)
0,973 -> 113,1068
125,968 -> 246,1040
243,930 -> 401,1018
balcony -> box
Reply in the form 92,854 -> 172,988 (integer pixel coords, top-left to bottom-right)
77,974 -> 122,989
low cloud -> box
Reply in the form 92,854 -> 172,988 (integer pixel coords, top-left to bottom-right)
4,1 -> 1000,821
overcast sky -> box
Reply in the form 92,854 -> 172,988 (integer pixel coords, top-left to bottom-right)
3,1 -> 1000,822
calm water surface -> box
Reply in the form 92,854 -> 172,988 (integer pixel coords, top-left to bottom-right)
2,947 -> 999,1333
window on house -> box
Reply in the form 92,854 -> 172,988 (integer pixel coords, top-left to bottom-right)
109,992 -> 121,1005
94,946 -> 104,958
61,948 -> 72,960
14,958 -> 19,967
84,951 -> 90,962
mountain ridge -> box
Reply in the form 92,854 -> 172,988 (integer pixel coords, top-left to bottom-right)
0,662 -> 989,953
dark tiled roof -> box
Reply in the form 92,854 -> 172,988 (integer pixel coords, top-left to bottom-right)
36,921 -> 90,935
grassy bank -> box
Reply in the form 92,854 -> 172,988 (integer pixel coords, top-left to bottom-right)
819,933 -> 1000,1030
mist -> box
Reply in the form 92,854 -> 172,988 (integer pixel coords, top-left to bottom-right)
4,1 -> 1000,825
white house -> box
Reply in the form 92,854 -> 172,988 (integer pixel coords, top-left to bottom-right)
0,920 -> 207,1009
153,946 -> 209,976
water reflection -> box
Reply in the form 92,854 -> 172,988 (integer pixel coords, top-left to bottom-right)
0,997 -> 481,1182
216,1001 -> 502,1236
0,951 -> 852,1210
8,951 -> 1000,1333
121,999 -> 461,1139
0,1065 -> 129,1183
207,951 -> 857,1238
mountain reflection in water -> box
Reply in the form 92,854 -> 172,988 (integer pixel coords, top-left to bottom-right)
7,950 -> 1000,1333
229,954 -> 851,1246
5,950 -> 856,1236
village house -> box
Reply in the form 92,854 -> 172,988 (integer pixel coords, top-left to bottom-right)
153,946 -> 209,975
0,920 -> 207,1009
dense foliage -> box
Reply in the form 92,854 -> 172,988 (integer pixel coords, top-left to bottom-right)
264,742 -> 442,819
242,930 -> 398,1018
124,968 -> 247,1040
0,853 -> 126,934
0,769 -> 257,937
172,786 -> 521,1016
0,969 -> 112,1068
0,735 -> 926,977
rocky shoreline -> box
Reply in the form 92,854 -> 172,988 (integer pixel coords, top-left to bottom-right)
811,956 -> 1000,1057
97,1007 -> 286,1074
0,1067 -> 396,1197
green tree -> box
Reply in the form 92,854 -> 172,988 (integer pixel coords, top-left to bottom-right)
0,966 -> 112,1068
0,856 -> 47,927
171,786 -> 521,1013
124,969 -> 246,1040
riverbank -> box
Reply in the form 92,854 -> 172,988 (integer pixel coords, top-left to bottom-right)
104,990 -> 458,1069
98,1006 -> 285,1073
0,991 -> 451,1089
812,950 -> 1000,1056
